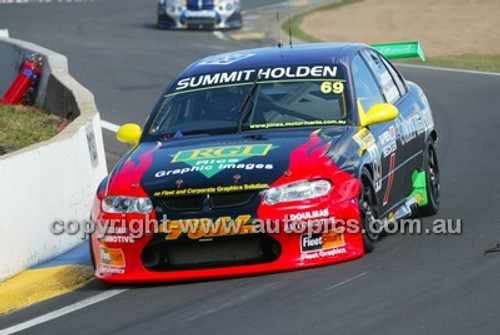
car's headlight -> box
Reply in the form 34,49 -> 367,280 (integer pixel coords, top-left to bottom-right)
264,180 -> 332,205
102,196 -> 153,214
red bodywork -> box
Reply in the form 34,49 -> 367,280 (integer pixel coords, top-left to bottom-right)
90,133 -> 365,283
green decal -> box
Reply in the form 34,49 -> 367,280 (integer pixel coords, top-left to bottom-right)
171,144 -> 275,178
407,170 -> 428,206
372,41 -> 426,62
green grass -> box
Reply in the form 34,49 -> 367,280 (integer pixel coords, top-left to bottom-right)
282,0 -> 360,43
399,54 -> 500,73
284,0 -> 500,73
0,105 -> 62,153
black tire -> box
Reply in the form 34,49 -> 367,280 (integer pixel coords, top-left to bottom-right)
415,140 -> 440,216
360,168 -> 380,253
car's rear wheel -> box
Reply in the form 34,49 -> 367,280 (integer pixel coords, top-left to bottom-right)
415,140 -> 440,216
360,168 -> 380,253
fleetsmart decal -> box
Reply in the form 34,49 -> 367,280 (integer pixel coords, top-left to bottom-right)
162,144 -> 276,178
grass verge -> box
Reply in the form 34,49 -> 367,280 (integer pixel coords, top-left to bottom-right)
0,104 -> 63,154
399,54 -> 500,73
283,0 -> 500,73
281,0 -> 360,43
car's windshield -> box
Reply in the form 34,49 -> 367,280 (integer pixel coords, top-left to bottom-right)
148,69 -> 349,138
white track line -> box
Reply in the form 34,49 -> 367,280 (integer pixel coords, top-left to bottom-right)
396,63 -> 500,77
325,271 -> 369,291
212,31 -> 228,41
100,119 -> 120,133
0,289 -> 129,335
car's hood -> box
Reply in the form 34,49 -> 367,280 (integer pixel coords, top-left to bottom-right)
107,128 -> 349,197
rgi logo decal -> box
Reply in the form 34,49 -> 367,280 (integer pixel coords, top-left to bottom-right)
156,144 -> 276,178
200,53 -> 255,65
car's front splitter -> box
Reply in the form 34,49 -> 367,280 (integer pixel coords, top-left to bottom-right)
91,200 -> 365,284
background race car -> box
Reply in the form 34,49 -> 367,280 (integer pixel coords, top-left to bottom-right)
157,0 -> 242,30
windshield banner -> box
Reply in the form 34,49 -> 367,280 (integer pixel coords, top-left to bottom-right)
173,65 -> 340,92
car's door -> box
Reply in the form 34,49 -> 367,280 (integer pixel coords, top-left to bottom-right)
359,49 -> 429,212
351,52 -> 405,213
379,55 -> 428,187
361,49 -> 426,204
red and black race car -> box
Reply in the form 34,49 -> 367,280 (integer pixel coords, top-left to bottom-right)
90,42 -> 440,283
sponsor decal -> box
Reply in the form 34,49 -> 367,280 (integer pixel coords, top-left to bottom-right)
378,126 -> 396,145
102,236 -> 135,244
250,119 -> 346,130
300,247 -> 347,260
185,10 -> 217,18
382,141 -> 397,158
199,53 -> 256,66
353,128 -> 375,156
301,232 -> 345,253
289,209 -> 329,221
379,125 -> 398,158
300,231 -> 347,259
159,215 -> 257,240
396,115 -> 419,145
100,226 -> 136,244
99,244 -> 125,268
153,183 -> 269,197
155,144 -> 275,178
174,65 -> 338,91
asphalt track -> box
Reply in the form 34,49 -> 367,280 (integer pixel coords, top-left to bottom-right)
1,1 -> 500,334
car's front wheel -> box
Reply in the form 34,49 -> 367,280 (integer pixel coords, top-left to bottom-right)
360,168 -> 380,253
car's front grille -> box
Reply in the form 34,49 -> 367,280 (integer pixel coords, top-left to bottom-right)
142,235 -> 281,271
186,0 -> 214,10
159,191 -> 258,212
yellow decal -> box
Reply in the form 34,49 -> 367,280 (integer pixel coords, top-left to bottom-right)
321,231 -> 345,249
172,144 -> 273,162
154,183 -> 269,197
353,127 -> 375,156
321,81 -> 344,94
159,215 -> 257,240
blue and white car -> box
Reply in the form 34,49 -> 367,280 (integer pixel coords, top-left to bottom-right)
157,0 -> 242,30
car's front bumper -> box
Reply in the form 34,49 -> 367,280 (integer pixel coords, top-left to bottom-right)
158,8 -> 242,30
90,189 -> 365,284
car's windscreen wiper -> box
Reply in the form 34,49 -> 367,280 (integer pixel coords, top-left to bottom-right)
237,75 -> 261,132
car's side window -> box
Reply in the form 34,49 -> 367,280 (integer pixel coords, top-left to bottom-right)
380,56 -> 408,96
361,49 -> 401,104
352,54 -> 385,112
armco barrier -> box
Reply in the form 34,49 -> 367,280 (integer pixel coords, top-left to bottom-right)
0,37 -> 107,281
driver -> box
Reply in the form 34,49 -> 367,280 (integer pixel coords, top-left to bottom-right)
204,87 -> 245,122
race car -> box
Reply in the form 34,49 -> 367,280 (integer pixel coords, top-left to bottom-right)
157,0 -> 242,30
90,42 -> 440,283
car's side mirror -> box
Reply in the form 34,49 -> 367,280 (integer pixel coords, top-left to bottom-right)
358,101 -> 399,127
117,123 -> 142,145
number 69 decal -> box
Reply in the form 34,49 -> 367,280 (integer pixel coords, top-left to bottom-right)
321,81 -> 344,94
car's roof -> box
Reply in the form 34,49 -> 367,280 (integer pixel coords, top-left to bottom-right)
180,43 -> 368,77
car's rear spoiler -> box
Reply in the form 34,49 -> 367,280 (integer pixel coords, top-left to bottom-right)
371,41 -> 426,62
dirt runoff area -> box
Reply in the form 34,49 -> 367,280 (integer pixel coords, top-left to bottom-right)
301,0 -> 500,57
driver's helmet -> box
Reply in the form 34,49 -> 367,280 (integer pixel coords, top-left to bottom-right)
205,87 -> 245,121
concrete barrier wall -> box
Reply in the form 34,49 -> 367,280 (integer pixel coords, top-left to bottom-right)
0,37 -> 107,281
